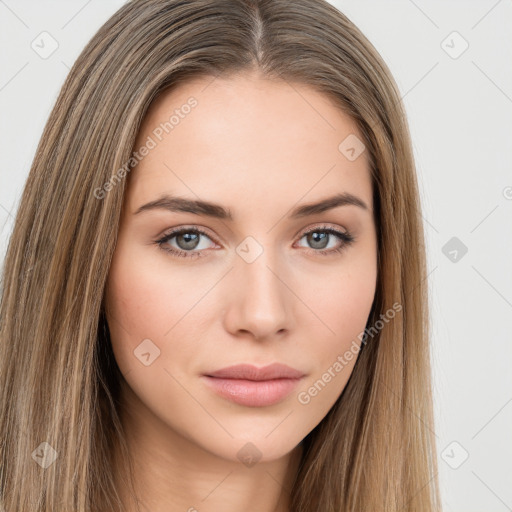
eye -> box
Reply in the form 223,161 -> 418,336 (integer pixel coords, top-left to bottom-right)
295,225 -> 355,256
155,227 -> 217,259
155,224 -> 355,259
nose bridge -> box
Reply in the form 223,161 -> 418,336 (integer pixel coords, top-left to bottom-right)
241,252 -> 284,305
225,237 -> 291,337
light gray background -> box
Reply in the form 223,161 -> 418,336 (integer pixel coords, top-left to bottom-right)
1,1 -> 511,510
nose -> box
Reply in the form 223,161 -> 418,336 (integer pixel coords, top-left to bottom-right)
222,250 -> 292,341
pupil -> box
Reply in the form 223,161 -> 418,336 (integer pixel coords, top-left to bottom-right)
309,232 -> 328,249
178,232 -> 199,250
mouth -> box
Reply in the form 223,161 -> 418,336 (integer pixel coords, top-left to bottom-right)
202,363 -> 306,407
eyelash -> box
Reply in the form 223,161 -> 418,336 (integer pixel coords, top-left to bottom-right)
154,224 -> 355,260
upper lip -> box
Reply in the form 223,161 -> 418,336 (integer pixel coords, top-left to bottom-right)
205,363 -> 305,381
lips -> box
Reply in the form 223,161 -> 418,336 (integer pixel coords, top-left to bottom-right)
202,363 -> 305,407
205,363 -> 304,381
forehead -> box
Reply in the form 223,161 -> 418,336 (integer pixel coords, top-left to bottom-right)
125,73 -> 373,218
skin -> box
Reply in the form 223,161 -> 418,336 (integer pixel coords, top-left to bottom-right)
104,69 -> 378,512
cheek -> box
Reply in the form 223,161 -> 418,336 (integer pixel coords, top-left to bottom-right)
104,243 -> 207,373
324,270 -> 376,341
294,252 -> 377,413
307,250 -> 377,348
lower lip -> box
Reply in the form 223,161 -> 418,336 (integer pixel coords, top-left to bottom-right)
202,376 -> 302,407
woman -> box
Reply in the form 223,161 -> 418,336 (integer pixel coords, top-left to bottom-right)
0,0 -> 441,510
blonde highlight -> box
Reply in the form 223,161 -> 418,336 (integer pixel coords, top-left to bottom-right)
0,1 -> 441,510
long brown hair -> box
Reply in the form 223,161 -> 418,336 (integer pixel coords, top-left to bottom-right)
0,1 -> 441,510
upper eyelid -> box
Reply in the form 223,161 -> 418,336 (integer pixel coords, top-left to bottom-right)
159,223 -> 349,246
159,226 -> 218,244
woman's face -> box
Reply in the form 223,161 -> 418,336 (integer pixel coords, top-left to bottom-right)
105,71 -> 377,464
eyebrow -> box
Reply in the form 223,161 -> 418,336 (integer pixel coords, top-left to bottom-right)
133,192 -> 369,220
